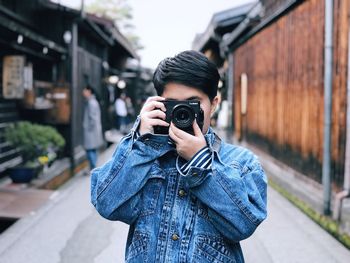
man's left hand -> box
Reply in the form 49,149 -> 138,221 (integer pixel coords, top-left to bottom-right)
169,120 -> 207,160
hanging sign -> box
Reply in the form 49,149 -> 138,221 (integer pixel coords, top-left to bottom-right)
2,56 -> 25,99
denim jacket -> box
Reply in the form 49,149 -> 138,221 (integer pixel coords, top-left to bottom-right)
91,118 -> 267,263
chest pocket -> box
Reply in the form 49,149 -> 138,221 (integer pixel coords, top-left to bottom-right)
125,231 -> 149,263
192,235 -> 236,263
139,164 -> 164,217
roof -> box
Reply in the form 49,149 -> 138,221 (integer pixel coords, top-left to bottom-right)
211,2 -> 256,28
192,2 -> 256,52
0,14 -> 67,55
44,0 -> 138,59
87,13 -> 139,59
221,0 -> 304,54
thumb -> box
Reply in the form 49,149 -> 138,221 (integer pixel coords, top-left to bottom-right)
193,119 -> 202,137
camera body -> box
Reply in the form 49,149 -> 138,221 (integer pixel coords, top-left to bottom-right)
154,100 -> 204,135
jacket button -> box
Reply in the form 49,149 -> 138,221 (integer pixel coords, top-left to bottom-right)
171,234 -> 180,241
192,172 -> 198,176
178,189 -> 186,197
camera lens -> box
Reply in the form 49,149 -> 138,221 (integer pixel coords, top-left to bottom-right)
172,104 -> 194,129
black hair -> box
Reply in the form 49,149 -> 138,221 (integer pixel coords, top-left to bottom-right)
85,84 -> 101,102
85,84 -> 95,95
153,50 -> 220,101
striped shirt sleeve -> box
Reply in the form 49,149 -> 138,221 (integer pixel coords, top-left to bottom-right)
180,146 -> 212,174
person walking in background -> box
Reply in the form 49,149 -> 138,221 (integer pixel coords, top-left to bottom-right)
125,95 -> 135,126
82,85 -> 104,171
115,93 -> 128,133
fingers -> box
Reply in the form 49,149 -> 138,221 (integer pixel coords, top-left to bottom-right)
145,109 -> 168,127
139,96 -> 168,135
141,100 -> 166,113
192,119 -> 203,137
170,121 -> 207,160
141,96 -> 166,112
148,118 -> 170,127
169,124 -> 180,143
145,96 -> 165,103
147,109 -> 166,120
169,122 -> 190,140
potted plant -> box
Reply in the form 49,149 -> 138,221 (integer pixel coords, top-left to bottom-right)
4,121 -> 65,183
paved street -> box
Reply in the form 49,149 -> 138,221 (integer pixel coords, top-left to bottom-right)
0,135 -> 350,263
242,187 -> 350,263
0,142 -> 128,263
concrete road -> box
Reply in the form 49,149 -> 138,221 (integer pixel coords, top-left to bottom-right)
0,143 -> 129,263
241,187 -> 350,263
0,137 -> 350,262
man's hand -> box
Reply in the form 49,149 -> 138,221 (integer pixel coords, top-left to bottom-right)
169,120 -> 207,160
139,96 -> 169,135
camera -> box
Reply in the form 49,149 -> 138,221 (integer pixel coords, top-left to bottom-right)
154,100 -> 204,135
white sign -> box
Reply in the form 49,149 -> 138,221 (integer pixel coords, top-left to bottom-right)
23,63 -> 33,91
241,73 -> 248,115
2,56 -> 25,99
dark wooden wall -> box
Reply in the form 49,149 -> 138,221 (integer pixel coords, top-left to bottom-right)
232,0 -> 348,189
0,47 -> 21,175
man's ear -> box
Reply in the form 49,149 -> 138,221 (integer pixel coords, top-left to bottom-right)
210,96 -> 220,116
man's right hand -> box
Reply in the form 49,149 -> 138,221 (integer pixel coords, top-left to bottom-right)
139,96 -> 169,135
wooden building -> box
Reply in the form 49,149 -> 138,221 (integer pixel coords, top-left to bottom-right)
223,0 -> 347,190
196,0 -> 350,236
192,3 -> 254,104
0,0 -> 137,177
0,0 -> 68,174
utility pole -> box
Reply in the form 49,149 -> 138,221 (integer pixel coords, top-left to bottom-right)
322,0 -> 334,216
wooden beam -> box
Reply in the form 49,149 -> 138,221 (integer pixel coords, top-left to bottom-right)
0,15 -> 67,54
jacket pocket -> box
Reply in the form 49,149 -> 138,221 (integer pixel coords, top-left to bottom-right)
192,235 -> 236,263
125,231 -> 149,263
139,178 -> 162,217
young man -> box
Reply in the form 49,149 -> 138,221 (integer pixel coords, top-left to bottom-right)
82,85 -> 103,171
91,51 -> 267,262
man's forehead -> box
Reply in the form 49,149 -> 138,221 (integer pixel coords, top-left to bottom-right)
162,83 -> 208,100
164,96 -> 201,101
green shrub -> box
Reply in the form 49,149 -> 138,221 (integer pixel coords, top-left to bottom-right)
4,121 -> 65,166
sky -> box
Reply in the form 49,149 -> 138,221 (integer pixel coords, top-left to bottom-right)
58,0 -> 253,69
